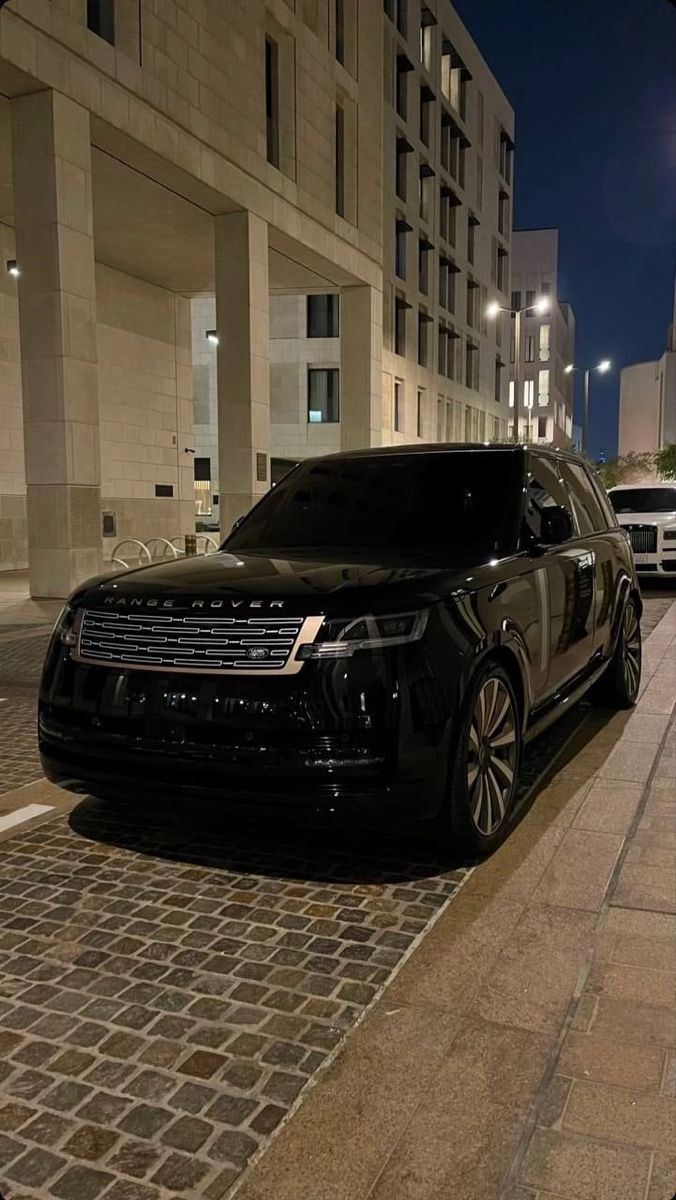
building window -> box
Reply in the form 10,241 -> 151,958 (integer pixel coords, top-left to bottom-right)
525,289 -> 536,309
418,310 -> 430,367
335,105 -> 345,216
395,218 -> 410,279
394,379 -> 403,431
465,340 -> 478,389
395,296 -> 407,355
396,55 -> 412,120
441,41 -> 466,116
439,187 -> 458,245
499,130 -> 513,183
464,405 -> 472,441
438,324 -> 447,376
495,358 -> 504,405
420,6 -> 435,70
419,165 -> 433,222
420,86 -> 434,146
307,295 -> 339,338
87,0 -> 115,44
417,388 -> 424,437
384,0 -> 395,21
467,214 -> 478,265
538,416 -> 547,440
498,189 -> 509,236
538,369 -> 550,406
539,323 -> 550,362
466,278 -> 479,327
395,0 -> 407,37
308,368 -> 339,423
524,379 -> 534,410
508,379 -> 515,408
418,239 -> 431,295
265,37 -> 280,167
497,247 -> 508,293
511,290 -> 521,311
396,135 -> 410,200
335,0 -> 344,64
194,457 -> 212,517
524,334 -> 535,363
476,155 -> 483,210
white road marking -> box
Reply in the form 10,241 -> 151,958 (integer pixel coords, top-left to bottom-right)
0,804 -> 54,832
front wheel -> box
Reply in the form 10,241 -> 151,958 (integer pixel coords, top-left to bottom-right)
445,664 -> 522,857
591,598 -> 642,710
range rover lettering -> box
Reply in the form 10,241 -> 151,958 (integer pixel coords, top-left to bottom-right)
40,445 -> 641,854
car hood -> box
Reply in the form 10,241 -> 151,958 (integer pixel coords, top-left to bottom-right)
71,550 -> 503,616
615,512 -> 676,525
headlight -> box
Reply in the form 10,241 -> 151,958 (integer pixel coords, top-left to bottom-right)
298,610 -> 428,660
52,604 -> 78,647
663,528 -> 676,541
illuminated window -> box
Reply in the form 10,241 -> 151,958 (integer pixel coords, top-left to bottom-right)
539,323 -> 550,361
538,369 -> 550,406
508,380 -> 515,408
524,379 -> 534,410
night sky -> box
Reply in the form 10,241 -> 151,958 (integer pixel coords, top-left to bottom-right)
453,0 -> 676,459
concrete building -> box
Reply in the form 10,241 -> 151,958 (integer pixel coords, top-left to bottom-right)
509,228 -> 575,447
0,0 -> 513,596
618,280 -> 676,456
191,1 -> 515,501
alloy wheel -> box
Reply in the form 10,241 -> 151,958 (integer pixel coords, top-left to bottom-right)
622,604 -> 641,699
466,677 -> 517,837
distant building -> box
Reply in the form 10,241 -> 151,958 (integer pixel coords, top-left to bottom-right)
618,278 -> 676,456
509,229 -> 575,447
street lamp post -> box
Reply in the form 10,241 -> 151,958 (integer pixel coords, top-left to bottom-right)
486,296 -> 550,443
564,360 -> 611,454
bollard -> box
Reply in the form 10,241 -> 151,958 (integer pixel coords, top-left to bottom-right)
185,533 -> 197,556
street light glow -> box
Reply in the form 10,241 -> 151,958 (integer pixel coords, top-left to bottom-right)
486,300 -> 501,319
564,363 -> 575,374
532,296 -> 550,315
598,359 -> 611,373
6,259 -> 19,278
205,330 -> 219,345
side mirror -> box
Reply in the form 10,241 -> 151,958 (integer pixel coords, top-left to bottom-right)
540,505 -> 574,546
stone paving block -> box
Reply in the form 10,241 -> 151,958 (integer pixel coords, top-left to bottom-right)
557,1031 -> 666,1093
562,1078 -> 676,1153
587,959 -> 676,1009
520,1128 -> 652,1200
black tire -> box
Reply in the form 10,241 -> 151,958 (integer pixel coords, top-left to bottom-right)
445,662 -> 522,857
590,597 -> 642,710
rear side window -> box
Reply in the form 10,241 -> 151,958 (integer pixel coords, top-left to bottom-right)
587,469 -> 618,528
523,454 -> 571,542
559,461 -> 608,535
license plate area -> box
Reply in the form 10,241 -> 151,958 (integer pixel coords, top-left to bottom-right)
634,553 -> 652,564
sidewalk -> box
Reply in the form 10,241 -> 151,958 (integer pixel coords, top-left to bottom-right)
231,601 -> 676,1200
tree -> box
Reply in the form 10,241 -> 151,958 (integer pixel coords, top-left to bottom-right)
654,444 -> 676,481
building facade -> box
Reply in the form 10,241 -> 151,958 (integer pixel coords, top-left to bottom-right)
509,228 -> 575,446
618,280 -> 676,457
0,0 -> 513,596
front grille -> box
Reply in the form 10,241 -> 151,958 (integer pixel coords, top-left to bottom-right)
626,525 -> 657,554
76,609 -> 317,674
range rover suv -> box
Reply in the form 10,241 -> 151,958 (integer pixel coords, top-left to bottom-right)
608,482 -> 676,576
40,445 -> 641,854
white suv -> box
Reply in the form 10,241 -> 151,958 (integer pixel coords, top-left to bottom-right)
608,482 -> 676,576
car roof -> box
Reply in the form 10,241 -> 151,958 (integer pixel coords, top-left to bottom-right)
316,442 -> 588,465
609,481 -> 676,491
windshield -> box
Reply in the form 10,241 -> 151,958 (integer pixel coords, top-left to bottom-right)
609,488 -> 676,514
225,451 -> 522,563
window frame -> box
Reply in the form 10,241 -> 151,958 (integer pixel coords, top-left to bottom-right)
307,366 -> 340,424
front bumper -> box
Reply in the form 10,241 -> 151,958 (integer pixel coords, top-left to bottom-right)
38,633 -> 455,822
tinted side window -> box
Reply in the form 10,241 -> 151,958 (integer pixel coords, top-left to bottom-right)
523,455 -> 571,542
560,462 -> 607,535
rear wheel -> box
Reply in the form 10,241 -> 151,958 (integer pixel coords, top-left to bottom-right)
591,598 -> 642,709
446,663 -> 522,856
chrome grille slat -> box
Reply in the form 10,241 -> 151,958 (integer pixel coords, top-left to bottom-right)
77,609 -> 308,673
627,525 -> 657,554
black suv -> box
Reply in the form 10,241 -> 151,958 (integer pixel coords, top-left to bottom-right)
40,445 -> 641,854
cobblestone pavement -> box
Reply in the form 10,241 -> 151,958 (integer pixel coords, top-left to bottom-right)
0,597 -> 672,1200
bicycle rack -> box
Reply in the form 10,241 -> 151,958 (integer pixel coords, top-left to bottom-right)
111,539 -> 153,570
145,537 -> 179,562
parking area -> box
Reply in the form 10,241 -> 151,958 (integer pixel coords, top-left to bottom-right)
0,586 -> 674,1200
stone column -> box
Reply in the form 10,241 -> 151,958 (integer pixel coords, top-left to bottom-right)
214,211 -> 270,536
340,284 -> 383,451
11,90 -> 102,598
